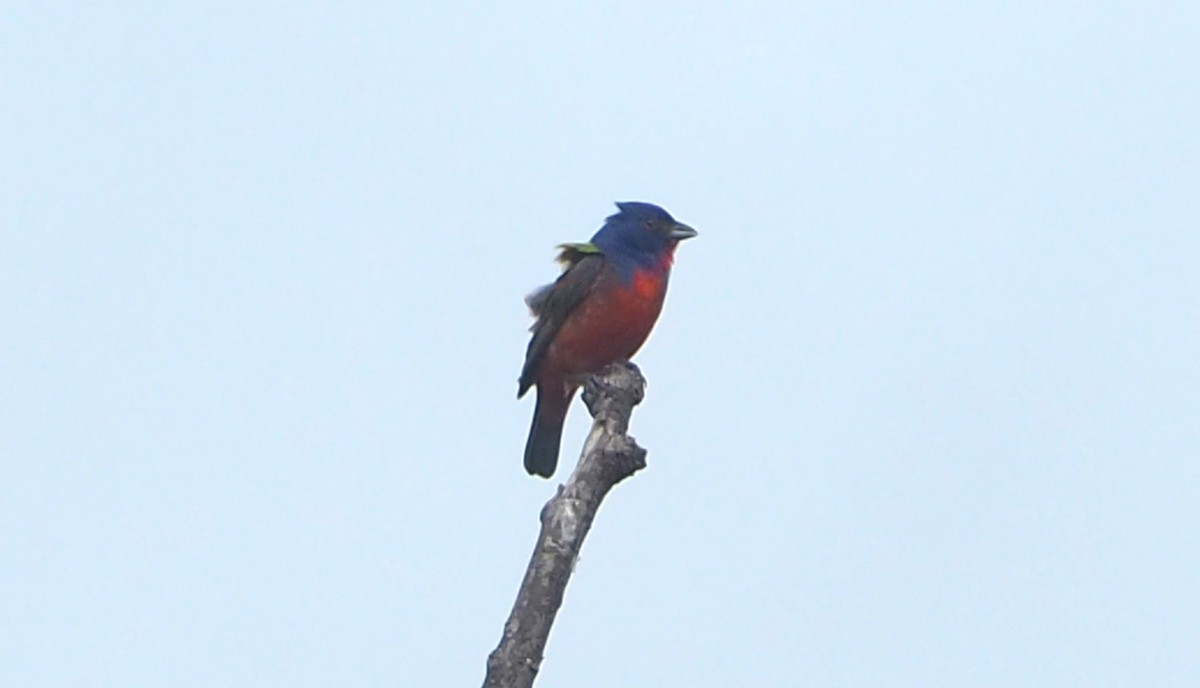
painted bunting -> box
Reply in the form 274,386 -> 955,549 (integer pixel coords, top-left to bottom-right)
518,202 -> 697,478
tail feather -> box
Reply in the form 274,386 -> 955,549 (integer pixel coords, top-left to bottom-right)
524,386 -> 570,478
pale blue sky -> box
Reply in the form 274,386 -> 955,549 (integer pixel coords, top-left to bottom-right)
3,2 -> 1198,686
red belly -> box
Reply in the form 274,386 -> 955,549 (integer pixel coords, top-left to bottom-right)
543,269 -> 668,378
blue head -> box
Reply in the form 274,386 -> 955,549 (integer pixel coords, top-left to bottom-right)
589,202 -> 698,274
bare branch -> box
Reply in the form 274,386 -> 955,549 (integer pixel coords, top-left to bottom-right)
484,362 -> 648,688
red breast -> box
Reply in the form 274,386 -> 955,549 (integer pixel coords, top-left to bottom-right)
540,266 -> 670,381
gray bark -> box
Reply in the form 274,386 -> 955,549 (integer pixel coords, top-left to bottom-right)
483,362 -> 648,688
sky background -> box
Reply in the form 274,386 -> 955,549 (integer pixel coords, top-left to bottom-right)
3,2 -> 1198,686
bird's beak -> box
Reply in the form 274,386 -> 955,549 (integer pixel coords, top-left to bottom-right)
669,223 -> 698,241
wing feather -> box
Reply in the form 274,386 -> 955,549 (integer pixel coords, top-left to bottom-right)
518,252 -> 606,397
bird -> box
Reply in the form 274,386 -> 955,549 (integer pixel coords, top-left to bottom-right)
518,201 -> 697,478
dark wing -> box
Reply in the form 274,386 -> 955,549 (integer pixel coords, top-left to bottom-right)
524,244 -> 602,316
517,251 -> 606,397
